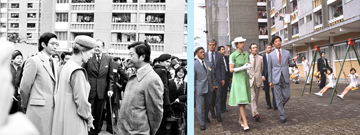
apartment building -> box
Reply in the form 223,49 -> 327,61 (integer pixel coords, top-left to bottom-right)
266,0 -> 360,79
0,0 -> 187,59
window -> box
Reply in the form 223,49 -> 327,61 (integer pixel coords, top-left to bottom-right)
145,13 -> 165,23
259,23 -> 267,35
184,14 -> 187,24
335,42 -> 360,61
270,0 -> 274,8
1,3 -> 6,8
27,33 -> 32,39
292,23 -> 299,35
280,29 -> 283,35
113,0 -> 137,3
57,0 -> 69,3
55,32 -> 68,40
271,17 -> 275,26
10,3 -> 19,8
10,23 -> 19,28
10,13 -> 19,18
290,0 -> 298,12
299,18 -> 304,26
146,0 -> 165,3
257,0 -> 267,1
145,34 -> 164,44
27,23 -> 36,28
56,13 -> 68,22
28,13 -> 36,18
312,48 -> 329,62
306,14 -> 312,23
1,23 -> 6,28
257,6 -> 267,19
259,39 -> 268,51
284,28 -> 288,38
329,2 -> 343,20
77,13 -> 94,22
112,13 -> 130,23
314,11 -> 322,25
115,33 -> 135,42
72,0 -> 94,3
28,3 -> 33,8
296,52 -> 306,64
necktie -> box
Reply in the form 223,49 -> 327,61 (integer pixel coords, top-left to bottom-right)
49,58 -> 55,76
97,55 -> 101,68
278,49 -> 281,64
253,55 -> 256,70
202,60 -> 207,73
211,52 -> 215,69
223,57 -> 228,72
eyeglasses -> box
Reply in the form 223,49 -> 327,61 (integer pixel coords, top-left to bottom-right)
49,42 -> 59,47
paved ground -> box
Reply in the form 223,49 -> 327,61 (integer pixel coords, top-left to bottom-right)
194,80 -> 360,135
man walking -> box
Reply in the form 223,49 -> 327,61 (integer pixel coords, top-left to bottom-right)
262,44 -> 277,110
20,32 -> 59,135
217,46 -> 231,113
268,36 -> 297,123
205,39 -> 225,122
248,43 -> 263,121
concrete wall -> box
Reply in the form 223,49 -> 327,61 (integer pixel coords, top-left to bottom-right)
228,0 -> 258,50
342,0 -> 360,21
334,32 -> 360,42
206,0 -> 229,50
298,0 -> 314,37
94,0 -> 112,50
274,0 -> 284,32
164,0 -> 186,56
40,0 -> 55,33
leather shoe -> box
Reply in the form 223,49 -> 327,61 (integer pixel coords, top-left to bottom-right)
254,114 -> 260,122
267,106 -> 272,109
274,106 -> 278,110
205,117 -> 211,123
217,116 -> 223,122
221,109 -> 228,113
200,125 -> 206,130
281,119 -> 286,123
211,115 -> 216,119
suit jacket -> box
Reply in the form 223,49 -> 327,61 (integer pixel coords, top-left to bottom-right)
83,53 -> 114,99
262,54 -> 269,78
153,65 -> 171,106
249,54 -> 263,87
194,58 -> 214,95
205,51 -> 225,88
119,64 -> 164,135
168,79 -> 187,103
268,49 -> 296,84
317,57 -> 330,73
113,62 -> 128,110
19,52 -> 58,135
223,55 -> 232,83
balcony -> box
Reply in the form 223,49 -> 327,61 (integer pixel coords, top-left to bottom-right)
329,15 -> 343,26
271,25 -> 275,35
292,33 -> 299,39
290,10 -> 298,24
139,3 -> 166,11
283,0 -> 286,7
111,42 -> 131,50
185,4 -> 187,12
26,29 -> 37,32
28,8 -> 39,12
111,23 -> 137,31
27,18 -> 38,22
184,24 -> 187,33
314,23 -> 323,31
70,22 -> 94,31
112,3 -> 137,11
270,8 -> 274,17
8,28 -> 19,33
71,4 -> 95,12
149,44 -> 164,52
8,8 -> 19,12
8,18 -> 19,22
182,45 -> 187,53
313,0 -> 321,10
138,23 -> 165,32
8,0 -> 19,2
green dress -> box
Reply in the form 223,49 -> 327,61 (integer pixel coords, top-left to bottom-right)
228,51 -> 251,106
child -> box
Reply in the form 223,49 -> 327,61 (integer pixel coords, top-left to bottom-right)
314,68 -> 336,96
337,68 -> 359,99
294,66 -> 300,84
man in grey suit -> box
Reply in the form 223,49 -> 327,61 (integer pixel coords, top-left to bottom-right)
194,47 -> 214,130
268,36 -> 297,123
204,39 -> 225,122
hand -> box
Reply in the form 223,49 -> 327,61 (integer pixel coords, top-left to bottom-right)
107,91 -> 114,97
221,80 -> 225,86
269,82 -> 273,88
262,76 -> 266,81
175,98 -> 180,103
87,123 -> 94,131
292,56 -> 297,62
230,78 -> 232,82
213,86 -> 216,91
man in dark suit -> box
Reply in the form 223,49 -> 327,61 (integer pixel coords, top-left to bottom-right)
194,47 -> 214,130
317,51 -> 331,89
205,39 -> 225,122
217,46 -> 231,113
112,57 -> 128,125
262,44 -> 277,110
83,39 -> 115,135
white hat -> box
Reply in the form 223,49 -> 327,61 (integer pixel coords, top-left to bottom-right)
231,37 -> 246,49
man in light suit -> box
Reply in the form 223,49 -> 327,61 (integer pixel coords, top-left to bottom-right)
119,41 -> 164,135
248,43 -> 263,121
194,47 -> 214,130
83,40 -> 114,135
205,39 -> 225,122
262,44 -> 277,110
268,36 -> 297,123
217,46 -> 231,113
20,32 -> 59,135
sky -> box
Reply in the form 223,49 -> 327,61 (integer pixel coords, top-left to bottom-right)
194,0 -> 207,52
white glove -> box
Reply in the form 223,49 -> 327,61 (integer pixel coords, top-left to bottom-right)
234,63 -> 252,73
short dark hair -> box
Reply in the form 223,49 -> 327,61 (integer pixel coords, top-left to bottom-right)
60,52 -> 72,61
320,51 -> 326,56
96,39 -> 105,47
265,44 -> 272,48
217,46 -> 225,51
175,66 -> 187,78
350,68 -> 356,73
271,36 -> 282,44
327,68 -> 333,73
249,43 -> 257,49
127,41 -> 151,63
113,57 -> 120,62
52,54 -> 60,59
38,32 -> 57,51
301,56 -> 306,60
194,47 -> 204,56
208,38 -> 217,45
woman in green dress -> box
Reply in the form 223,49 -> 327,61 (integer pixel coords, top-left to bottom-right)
228,37 -> 252,131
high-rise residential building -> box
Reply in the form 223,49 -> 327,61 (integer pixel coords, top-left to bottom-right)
265,0 -> 360,79
205,0 -> 268,55
0,0 -> 188,59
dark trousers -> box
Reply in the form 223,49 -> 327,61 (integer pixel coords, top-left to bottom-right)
9,96 -> 24,114
319,71 -> 326,89
263,76 -> 276,107
220,80 -> 229,111
210,87 -> 221,117
88,97 -> 108,135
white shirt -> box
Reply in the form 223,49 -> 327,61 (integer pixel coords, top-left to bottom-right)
348,73 -> 359,84
302,60 -> 309,71
208,51 -> 216,64
275,48 -> 282,62
41,51 -> 51,61
265,53 -> 269,62
198,58 -> 207,67
223,57 -> 228,72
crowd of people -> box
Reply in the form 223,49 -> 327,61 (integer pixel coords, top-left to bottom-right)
7,32 -> 187,135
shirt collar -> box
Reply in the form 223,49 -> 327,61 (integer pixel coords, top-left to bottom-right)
137,64 -> 148,73
41,51 -> 51,60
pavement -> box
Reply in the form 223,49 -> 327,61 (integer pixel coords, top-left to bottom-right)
194,80 -> 360,135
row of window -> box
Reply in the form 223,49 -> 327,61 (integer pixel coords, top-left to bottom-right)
9,13 -> 37,19
3,3 -> 36,9
8,23 -> 36,28
57,0 -> 170,3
